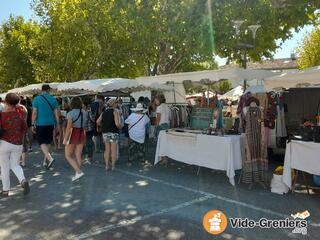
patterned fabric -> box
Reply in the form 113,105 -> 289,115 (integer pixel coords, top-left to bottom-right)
0,111 -> 27,145
242,106 -> 268,184
128,139 -> 145,163
103,132 -> 119,143
237,92 -> 253,133
264,92 -> 277,129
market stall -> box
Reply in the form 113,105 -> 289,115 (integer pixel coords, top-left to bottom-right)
264,66 -> 320,192
283,140 -> 320,190
155,130 -> 243,186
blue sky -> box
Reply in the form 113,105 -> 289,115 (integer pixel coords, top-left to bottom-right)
0,0 -> 314,66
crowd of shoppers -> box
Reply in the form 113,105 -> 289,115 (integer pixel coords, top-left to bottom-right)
0,84 -> 170,197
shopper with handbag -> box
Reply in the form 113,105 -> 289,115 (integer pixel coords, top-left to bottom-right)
32,84 -> 61,170
0,93 -> 29,197
63,97 -> 87,182
125,103 -> 150,166
96,99 -> 121,171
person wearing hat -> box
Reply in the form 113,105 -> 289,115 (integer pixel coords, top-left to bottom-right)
32,84 -> 61,170
125,103 -> 150,166
96,98 -> 122,171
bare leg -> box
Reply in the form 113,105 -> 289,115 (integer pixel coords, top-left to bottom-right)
104,143 -> 110,170
75,144 -> 84,169
65,144 -> 81,173
58,129 -> 63,149
53,129 -> 58,150
111,143 -> 117,170
40,144 -> 53,163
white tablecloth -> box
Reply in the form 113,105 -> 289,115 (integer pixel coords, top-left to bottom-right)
155,131 -> 243,185
283,140 -> 320,189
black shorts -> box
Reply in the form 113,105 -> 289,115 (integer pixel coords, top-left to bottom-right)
36,125 -> 54,145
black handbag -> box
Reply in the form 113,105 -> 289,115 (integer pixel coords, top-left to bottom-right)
123,124 -> 129,137
0,113 -> 5,138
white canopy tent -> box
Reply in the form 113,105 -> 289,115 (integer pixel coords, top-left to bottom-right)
136,66 -> 279,103
57,78 -> 174,94
0,93 -> 6,99
244,85 -> 267,94
220,86 -> 243,100
8,83 -> 60,95
137,66 -> 280,87
265,66 -> 320,91
57,78 -> 140,93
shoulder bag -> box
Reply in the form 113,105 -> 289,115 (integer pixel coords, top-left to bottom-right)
0,113 -> 4,138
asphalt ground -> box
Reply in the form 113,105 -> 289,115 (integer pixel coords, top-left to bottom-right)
0,143 -> 319,240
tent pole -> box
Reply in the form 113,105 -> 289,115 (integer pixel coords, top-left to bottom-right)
172,82 -> 176,104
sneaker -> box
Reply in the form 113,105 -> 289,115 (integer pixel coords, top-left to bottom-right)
83,159 -> 91,165
0,191 -> 9,197
21,180 -> 30,195
46,158 -> 55,170
72,172 -> 84,182
42,159 -> 47,168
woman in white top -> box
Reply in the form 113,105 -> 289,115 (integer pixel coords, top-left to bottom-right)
125,103 -> 150,165
155,94 -> 170,136
154,94 -> 170,165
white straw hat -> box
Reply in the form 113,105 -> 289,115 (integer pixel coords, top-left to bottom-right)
130,103 -> 147,113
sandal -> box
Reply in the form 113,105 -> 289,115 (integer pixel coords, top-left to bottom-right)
1,191 -> 9,197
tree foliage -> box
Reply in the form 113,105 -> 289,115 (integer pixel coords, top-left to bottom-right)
0,16 -> 41,89
0,0 -> 320,90
297,27 -> 320,69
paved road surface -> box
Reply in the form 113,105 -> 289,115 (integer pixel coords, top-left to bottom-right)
0,144 -> 319,240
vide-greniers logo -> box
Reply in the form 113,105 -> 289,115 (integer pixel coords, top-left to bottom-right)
203,210 -> 309,236
203,210 -> 228,235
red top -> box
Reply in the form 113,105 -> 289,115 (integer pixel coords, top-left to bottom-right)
0,111 -> 27,145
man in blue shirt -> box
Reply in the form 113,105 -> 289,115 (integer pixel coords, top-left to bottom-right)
32,84 -> 61,169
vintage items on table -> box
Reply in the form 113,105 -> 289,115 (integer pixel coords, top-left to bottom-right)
190,107 -> 214,129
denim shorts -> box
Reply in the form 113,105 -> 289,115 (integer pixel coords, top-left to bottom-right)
103,132 -> 119,143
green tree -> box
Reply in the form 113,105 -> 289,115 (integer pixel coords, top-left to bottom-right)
0,16 -> 41,90
218,80 -> 232,94
2,0 -> 320,89
297,27 -> 320,69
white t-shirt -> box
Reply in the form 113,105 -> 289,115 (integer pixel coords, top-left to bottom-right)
125,113 -> 150,143
156,103 -> 170,125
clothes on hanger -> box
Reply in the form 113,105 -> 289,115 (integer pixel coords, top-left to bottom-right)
237,92 -> 253,133
168,105 -> 190,128
242,106 -> 268,185
276,94 -> 287,137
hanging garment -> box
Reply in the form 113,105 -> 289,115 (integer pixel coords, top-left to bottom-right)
264,92 -> 277,129
276,104 -> 287,137
242,106 -> 268,185
237,92 -> 253,133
